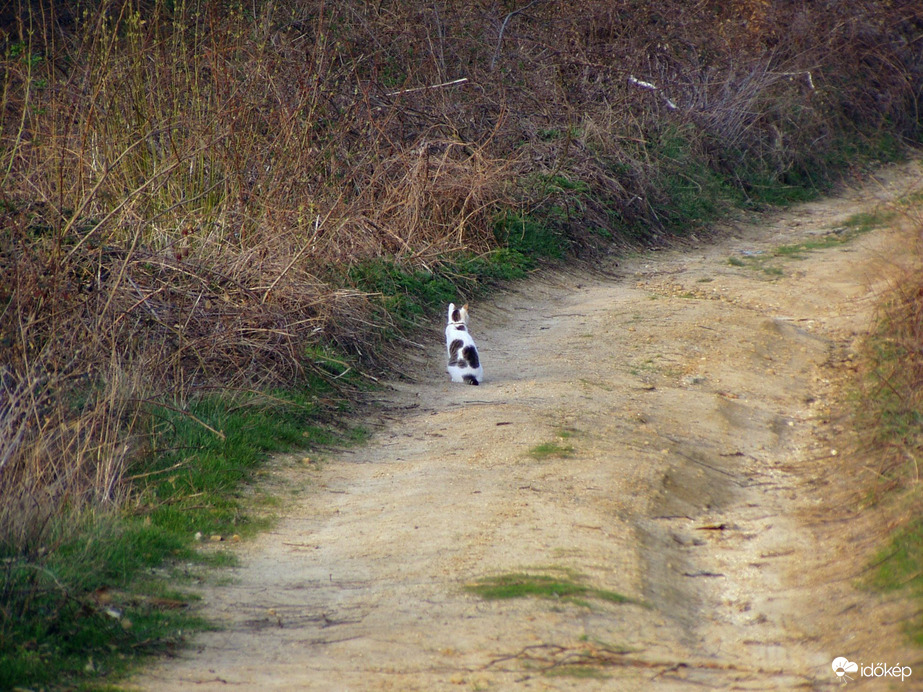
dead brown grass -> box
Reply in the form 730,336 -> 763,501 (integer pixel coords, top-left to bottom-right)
859,213 -> 923,489
1,0 -> 921,545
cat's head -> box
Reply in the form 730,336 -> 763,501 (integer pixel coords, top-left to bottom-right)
447,302 -> 469,325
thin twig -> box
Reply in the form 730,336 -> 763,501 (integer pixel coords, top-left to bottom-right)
137,400 -> 226,440
124,459 -> 190,482
386,77 -> 468,97
490,0 -> 547,70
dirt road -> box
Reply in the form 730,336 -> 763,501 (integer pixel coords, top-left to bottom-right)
132,162 -> 923,690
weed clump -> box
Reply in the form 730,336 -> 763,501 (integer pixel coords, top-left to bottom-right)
466,568 -> 635,606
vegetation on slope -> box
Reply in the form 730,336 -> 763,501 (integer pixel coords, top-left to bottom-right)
858,201 -> 923,642
1,0 -> 921,686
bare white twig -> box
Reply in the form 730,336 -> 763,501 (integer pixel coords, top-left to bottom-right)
386,77 -> 468,97
773,70 -> 817,90
628,76 -> 658,91
628,75 -> 678,111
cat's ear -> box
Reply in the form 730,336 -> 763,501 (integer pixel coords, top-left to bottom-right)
461,303 -> 469,319
447,303 -> 456,321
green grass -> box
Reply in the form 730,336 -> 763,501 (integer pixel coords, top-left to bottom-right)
528,441 -> 575,459
0,380 -> 363,690
493,210 -> 569,261
528,427 -> 580,459
869,518 -> 923,645
840,209 -> 898,234
0,514 -> 213,688
726,210 -> 895,276
871,518 -> 923,587
727,146 -> 827,209
729,130 -> 906,210
775,209 -> 896,259
465,569 -> 634,606
735,168 -> 822,208
348,260 -> 462,328
346,225 -> 560,335
648,126 -> 744,233
347,246 -> 537,332
537,173 -> 591,195
137,390 -> 344,537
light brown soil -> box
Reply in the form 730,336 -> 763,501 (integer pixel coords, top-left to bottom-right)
131,161 -> 923,691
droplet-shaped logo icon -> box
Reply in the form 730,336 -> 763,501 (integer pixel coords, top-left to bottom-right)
832,657 -> 859,679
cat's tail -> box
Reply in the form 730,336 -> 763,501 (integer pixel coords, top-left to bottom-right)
463,374 -> 480,386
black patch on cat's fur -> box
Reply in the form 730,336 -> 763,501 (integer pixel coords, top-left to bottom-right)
462,345 -> 480,368
463,374 -> 480,385
451,308 -> 461,322
448,339 -> 463,366
453,324 -> 466,331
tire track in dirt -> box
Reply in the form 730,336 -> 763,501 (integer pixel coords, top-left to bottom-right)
132,162 -> 923,690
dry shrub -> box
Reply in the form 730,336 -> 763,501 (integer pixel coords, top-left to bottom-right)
1,0 -> 921,545
0,355 -> 140,549
491,0 -> 922,201
0,0 -> 519,544
351,140 -> 511,263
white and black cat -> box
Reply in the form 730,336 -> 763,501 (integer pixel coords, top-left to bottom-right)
445,302 -> 483,385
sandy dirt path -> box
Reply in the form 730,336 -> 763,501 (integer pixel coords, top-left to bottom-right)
132,162 -> 923,690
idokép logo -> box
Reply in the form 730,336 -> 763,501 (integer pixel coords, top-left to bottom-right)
832,657 -> 858,680
832,657 -> 912,683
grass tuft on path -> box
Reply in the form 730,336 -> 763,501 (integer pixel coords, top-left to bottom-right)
465,569 -> 636,607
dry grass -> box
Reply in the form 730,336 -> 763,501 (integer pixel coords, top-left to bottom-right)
859,210 -> 923,490
0,357 -> 140,547
852,192 -> 923,635
1,0 -> 921,549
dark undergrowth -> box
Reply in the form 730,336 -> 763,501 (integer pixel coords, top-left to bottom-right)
1,0 -> 922,687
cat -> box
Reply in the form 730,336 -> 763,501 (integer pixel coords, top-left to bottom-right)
445,302 -> 483,385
